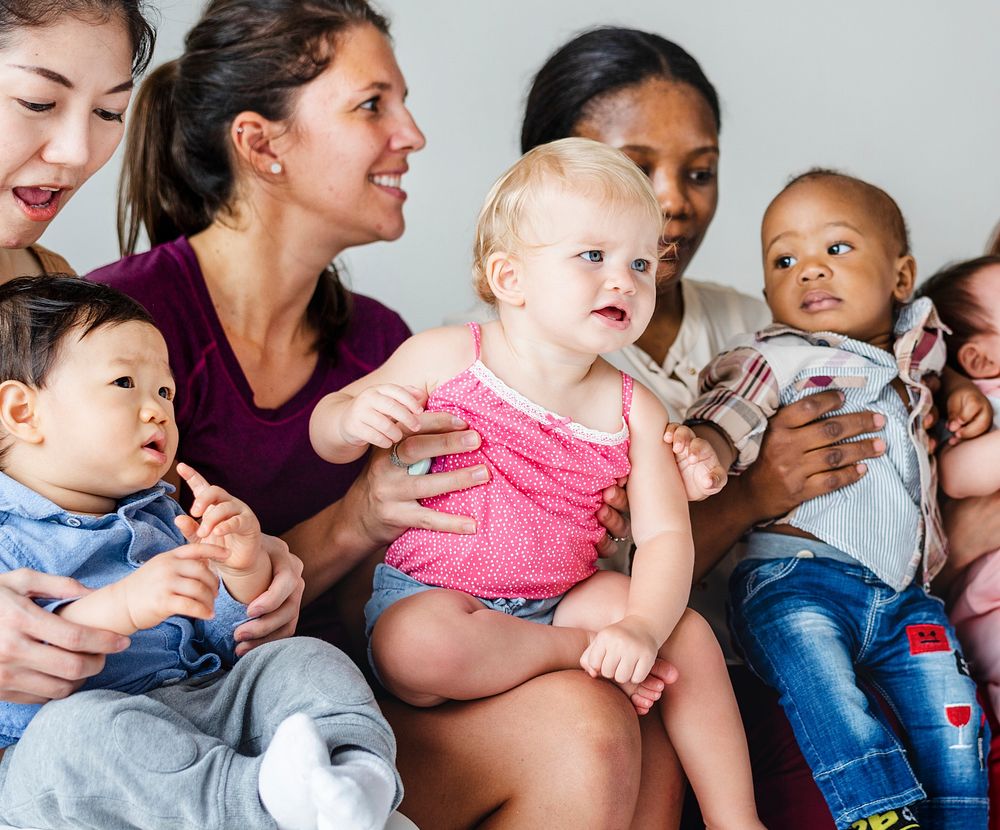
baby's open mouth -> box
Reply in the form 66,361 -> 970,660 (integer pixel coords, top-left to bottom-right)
143,435 -> 165,453
594,306 -> 627,322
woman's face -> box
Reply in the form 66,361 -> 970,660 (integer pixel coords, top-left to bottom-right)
0,15 -> 134,249
278,23 -> 425,251
574,78 -> 719,291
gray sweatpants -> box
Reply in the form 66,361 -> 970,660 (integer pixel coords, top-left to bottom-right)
0,637 -> 401,830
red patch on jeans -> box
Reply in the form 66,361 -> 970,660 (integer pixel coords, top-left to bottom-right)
906,624 -> 950,654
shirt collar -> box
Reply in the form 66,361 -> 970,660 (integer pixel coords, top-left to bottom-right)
755,298 -> 942,352
0,473 -> 174,523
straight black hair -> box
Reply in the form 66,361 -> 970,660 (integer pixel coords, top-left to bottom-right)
0,1 -> 155,75
0,275 -> 155,390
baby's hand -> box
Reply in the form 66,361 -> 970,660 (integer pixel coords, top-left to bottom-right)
339,384 -> 427,449
118,543 -> 225,631
945,384 -> 993,444
175,463 -> 264,574
663,423 -> 726,501
581,615 -> 659,685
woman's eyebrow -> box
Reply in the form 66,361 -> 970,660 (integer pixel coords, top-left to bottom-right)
9,64 -> 133,94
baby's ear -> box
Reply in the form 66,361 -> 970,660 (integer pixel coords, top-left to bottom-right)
892,254 -> 917,301
0,381 -> 43,445
485,252 -> 525,308
957,340 -> 998,380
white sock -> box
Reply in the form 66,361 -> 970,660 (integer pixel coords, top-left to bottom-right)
312,752 -> 397,830
258,713 -> 330,830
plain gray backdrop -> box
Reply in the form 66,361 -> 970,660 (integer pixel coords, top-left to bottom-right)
47,0 -> 1000,332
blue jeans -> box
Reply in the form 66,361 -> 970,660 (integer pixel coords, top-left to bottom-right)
730,533 -> 988,829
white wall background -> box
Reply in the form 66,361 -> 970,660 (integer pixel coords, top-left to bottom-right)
47,0 -> 1000,333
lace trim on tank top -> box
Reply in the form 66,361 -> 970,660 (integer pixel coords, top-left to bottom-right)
462,321 -> 631,445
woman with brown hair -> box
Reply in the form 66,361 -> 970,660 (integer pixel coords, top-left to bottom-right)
90,2 -> 682,826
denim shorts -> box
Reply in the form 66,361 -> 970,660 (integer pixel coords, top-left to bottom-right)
363,564 -> 564,686
364,563 -> 562,640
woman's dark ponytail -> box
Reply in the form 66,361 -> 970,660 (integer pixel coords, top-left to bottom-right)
118,60 -> 208,254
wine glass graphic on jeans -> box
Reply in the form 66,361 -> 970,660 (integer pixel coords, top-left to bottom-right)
945,702 -> 973,749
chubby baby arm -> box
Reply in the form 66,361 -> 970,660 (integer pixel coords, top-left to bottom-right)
56,543 -> 226,636
308,327 -> 473,465
581,384 -> 695,682
174,463 -> 272,604
940,430 -> 1000,499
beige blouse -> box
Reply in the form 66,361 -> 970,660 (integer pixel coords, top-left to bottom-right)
28,243 -> 75,275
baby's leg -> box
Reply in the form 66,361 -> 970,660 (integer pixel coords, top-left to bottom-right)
553,572 -> 676,713
260,712 -> 396,830
555,571 -> 764,830
235,639 -> 398,830
372,587 -> 591,706
0,688 -> 275,829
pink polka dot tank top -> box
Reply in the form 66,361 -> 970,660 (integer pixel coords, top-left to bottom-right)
385,323 -> 632,599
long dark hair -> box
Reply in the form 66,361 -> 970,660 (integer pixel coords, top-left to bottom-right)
521,27 -> 720,153
0,1 -> 155,75
118,0 -> 390,360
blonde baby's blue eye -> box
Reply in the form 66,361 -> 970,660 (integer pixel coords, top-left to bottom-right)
776,255 -> 797,269
112,377 -> 134,389
579,250 -> 603,263
159,387 -> 174,400
631,259 -> 651,272
828,242 -> 853,255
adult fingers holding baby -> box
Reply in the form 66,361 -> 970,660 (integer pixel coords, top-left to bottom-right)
352,411 -> 490,545
742,389 -> 887,520
0,570 -> 130,704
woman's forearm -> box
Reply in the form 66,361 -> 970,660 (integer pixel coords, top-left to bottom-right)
282,495 -> 379,607
689,477 -> 759,583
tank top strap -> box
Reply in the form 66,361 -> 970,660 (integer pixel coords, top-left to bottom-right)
620,372 -> 634,424
466,321 -> 482,359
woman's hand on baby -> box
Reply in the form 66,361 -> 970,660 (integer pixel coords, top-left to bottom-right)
340,384 -> 427,449
233,537 -> 304,656
740,390 -> 885,521
0,570 -> 130,704
596,478 -> 630,558
174,463 -> 265,574
663,424 -> 726,501
118,544 -> 226,632
349,411 -> 489,547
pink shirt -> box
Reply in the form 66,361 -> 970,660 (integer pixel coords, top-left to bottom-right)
386,324 -> 632,599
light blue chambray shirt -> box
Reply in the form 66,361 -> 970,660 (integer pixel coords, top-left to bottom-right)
0,473 -> 248,747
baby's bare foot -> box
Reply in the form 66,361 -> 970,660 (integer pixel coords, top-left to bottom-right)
619,658 -> 677,715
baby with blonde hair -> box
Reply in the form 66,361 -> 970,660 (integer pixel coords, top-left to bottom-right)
311,137 -> 764,828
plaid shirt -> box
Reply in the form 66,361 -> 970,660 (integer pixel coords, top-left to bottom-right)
686,297 -> 947,591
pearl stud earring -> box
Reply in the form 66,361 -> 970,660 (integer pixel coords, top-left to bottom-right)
270,162 -> 283,174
